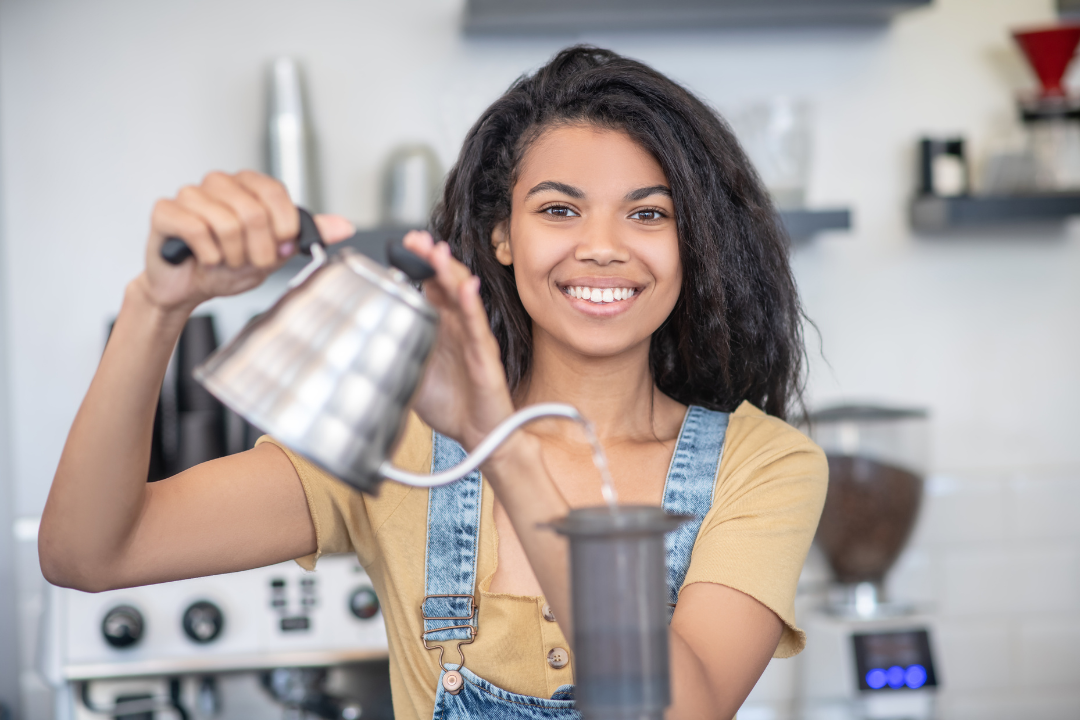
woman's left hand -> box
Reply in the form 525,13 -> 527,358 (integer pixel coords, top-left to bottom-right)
402,231 -> 516,451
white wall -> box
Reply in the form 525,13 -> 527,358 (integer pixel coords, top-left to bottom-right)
2,0 -> 1078,718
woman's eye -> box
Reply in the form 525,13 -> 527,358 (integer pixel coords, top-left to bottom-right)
541,205 -> 579,218
631,209 -> 666,222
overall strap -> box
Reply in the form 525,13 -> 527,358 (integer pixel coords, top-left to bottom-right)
422,431 -> 483,647
661,406 -> 730,614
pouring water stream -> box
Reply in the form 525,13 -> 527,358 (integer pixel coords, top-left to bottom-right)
582,421 -> 619,509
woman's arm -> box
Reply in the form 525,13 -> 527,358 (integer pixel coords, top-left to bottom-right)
39,171 -> 352,592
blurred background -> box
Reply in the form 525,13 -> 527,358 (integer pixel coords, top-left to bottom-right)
1,0 -> 1079,719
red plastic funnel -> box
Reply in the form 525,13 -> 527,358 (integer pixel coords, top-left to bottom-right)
1013,24 -> 1080,97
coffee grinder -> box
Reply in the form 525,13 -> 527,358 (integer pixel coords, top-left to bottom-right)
798,406 -> 939,720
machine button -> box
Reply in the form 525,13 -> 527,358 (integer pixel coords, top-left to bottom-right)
101,605 -> 144,649
541,603 -> 556,622
547,647 -> 569,669
182,600 -> 224,643
349,586 -> 380,619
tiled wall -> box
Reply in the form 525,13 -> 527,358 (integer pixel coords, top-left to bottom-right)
742,465 -> 1080,719
892,467 -> 1080,718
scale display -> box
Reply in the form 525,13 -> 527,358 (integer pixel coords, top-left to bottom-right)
852,629 -> 938,691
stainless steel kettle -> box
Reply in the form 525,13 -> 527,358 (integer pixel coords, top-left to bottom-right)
161,209 -> 580,493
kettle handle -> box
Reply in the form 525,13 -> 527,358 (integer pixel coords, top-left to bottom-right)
160,207 -> 324,265
386,238 -> 437,281
378,403 -> 583,488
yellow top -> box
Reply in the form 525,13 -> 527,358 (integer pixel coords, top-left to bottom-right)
257,400 -> 826,720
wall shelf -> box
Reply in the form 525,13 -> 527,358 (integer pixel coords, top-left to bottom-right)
464,0 -> 931,34
910,194 -> 1080,233
780,208 -> 852,241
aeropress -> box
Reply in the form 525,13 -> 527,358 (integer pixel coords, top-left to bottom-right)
550,507 -> 689,720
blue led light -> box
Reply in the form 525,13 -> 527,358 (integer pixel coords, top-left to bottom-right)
905,664 -> 928,689
886,666 -> 905,689
866,668 -> 887,689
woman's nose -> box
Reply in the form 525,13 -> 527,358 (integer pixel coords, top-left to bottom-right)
574,217 -> 630,265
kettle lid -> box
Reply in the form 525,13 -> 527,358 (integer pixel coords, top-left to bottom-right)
339,248 -> 438,322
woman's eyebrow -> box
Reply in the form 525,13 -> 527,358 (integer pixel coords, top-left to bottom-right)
524,180 -> 584,199
625,185 -> 672,201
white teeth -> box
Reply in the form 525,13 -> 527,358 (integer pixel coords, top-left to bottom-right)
566,285 -> 636,303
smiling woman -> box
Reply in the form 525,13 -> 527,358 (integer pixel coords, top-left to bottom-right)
40,45 -> 825,720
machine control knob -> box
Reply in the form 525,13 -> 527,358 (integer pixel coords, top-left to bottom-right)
102,605 -> 144,649
348,586 -> 380,620
183,600 -> 224,643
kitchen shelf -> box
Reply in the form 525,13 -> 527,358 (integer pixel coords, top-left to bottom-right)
464,0 -> 931,34
910,193 -> 1080,233
780,208 -> 852,241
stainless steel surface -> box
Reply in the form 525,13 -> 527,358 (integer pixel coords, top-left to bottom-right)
194,246 -> 582,492
38,556 -> 388,684
60,649 -> 388,682
195,248 -> 437,493
267,57 -> 320,211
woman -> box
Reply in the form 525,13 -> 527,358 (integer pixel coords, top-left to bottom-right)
40,46 -> 826,719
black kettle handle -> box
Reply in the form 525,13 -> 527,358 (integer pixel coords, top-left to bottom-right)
160,207 -> 323,265
386,238 -> 436,281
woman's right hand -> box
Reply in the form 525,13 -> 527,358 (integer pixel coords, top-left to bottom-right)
141,170 -> 355,312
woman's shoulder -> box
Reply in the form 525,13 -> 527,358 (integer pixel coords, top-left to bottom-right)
716,400 -> 827,496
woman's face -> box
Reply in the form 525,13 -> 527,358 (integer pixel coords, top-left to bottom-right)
494,125 -> 681,359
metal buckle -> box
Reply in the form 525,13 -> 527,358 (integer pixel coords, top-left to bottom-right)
420,594 -> 477,673
421,593 -> 476,621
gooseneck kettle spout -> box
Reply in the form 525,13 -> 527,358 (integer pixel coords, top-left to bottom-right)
161,208 -> 584,494
378,403 -> 582,487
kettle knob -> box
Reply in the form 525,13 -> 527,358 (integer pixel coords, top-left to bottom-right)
386,239 -> 436,282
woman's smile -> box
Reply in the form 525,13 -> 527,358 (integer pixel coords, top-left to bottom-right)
558,277 -> 643,315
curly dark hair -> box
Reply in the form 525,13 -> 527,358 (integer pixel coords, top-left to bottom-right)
431,46 -> 805,420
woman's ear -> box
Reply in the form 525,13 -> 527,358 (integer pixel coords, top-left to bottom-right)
491,221 -> 513,266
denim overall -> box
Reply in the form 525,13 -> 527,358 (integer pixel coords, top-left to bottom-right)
422,406 -> 729,720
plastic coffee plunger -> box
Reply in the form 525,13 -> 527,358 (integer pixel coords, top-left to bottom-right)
551,507 -> 688,720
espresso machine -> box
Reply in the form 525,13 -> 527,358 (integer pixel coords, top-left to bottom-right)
798,406 -> 940,720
